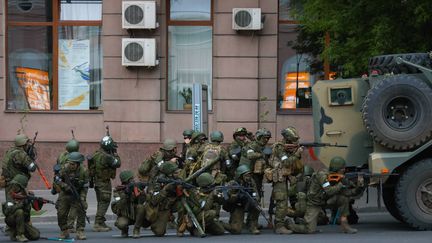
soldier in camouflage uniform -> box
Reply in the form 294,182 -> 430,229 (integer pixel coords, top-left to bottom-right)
89,135 -> 121,232
183,132 -> 207,178
227,127 -> 249,180
199,131 -> 229,185
2,174 -> 40,242
52,138 -> 80,233
186,173 -> 225,236
111,170 -> 147,238
138,138 -> 179,182
181,129 -> 194,163
1,134 -> 37,200
54,152 -> 89,240
239,128 -> 271,201
223,165 -> 261,235
147,162 -> 182,236
267,127 -> 304,234
289,157 -> 362,234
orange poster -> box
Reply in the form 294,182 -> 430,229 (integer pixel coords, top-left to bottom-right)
16,67 -> 51,110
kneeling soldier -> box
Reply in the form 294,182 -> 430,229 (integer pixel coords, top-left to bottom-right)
112,170 -> 147,238
2,174 -> 40,242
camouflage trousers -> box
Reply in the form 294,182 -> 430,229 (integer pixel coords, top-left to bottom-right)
197,209 -> 225,235
5,209 -> 40,240
95,181 -> 112,225
115,216 -> 135,234
287,192 -> 329,226
67,204 -> 78,230
150,209 -> 171,236
225,206 -> 260,234
290,194 -> 350,234
57,193 -> 87,231
272,180 -> 291,228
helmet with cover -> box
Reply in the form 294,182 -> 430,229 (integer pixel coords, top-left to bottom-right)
329,156 -> 346,172
119,170 -> 134,183
183,129 -> 194,138
210,131 -> 224,143
281,127 -> 299,143
66,139 -> 80,153
159,162 -> 179,175
235,164 -> 251,179
162,138 -> 177,151
303,165 -> 315,177
15,134 -> 29,147
68,151 -> 85,164
11,174 -> 29,188
196,173 -> 215,187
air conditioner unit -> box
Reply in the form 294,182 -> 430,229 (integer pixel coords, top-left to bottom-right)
232,8 -> 263,30
122,1 -> 159,29
122,38 -> 159,66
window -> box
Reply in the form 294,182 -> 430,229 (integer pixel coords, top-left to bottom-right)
167,0 -> 212,111
6,0 -> 102,111
278,0 -> 313,111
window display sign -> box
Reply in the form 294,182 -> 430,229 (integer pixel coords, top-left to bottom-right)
16,67 -> 51,110
58,39 -> 90,110
281,72 -> 311,109
192,83 -> 208,136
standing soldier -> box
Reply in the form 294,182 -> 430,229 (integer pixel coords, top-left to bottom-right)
54,152 -> 89,240
89,131 -> 121,232
227,127 -> 249,180
239,128 -> 271,200
1,134 -> 37,199
138,138 -> 179,182
200,131 -> 229,185
111,170 -> 147,238
267,127 -> 303,234
288,156 -> 362,234
223,165 -> 261,235
183,132 -> 207,178
2,174 -> 40,242
181,129 -> 194,163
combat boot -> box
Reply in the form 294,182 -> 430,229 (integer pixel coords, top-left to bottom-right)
92,223 -> 111,232
249,225 -> 261,235
340,217 -> 357,234
16,234 -> 28,242
132,227 -> 140,238
275,226 -> 293,234
76,230 -> 87,240
59,229 -> 70,239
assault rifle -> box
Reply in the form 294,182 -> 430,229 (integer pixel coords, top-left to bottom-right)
115,181 -> 148,197
285,142 -> 347,150
156,178 -> 196,190
12,192 -> 55,211
27,132 -> 52,189
63,173 -> 91,224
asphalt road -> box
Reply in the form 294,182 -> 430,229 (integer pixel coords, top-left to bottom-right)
2,212 -> 431,243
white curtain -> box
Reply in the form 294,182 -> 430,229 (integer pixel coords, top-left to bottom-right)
168,26 -> 212,110
60,0 -> 102,21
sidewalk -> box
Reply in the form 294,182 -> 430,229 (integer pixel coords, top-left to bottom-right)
0,184 -> 387,223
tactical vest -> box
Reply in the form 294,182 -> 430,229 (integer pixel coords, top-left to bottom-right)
1,147 -> 31,182
92,149 -> 118,182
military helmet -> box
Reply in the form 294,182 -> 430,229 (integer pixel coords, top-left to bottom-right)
303,165 -> 315,176
15,134 -> 29,147
191,132 -> 207,143
68,151 -> 85,164
119,170 -> 134,183
281,127 -> 299,143
183,129 -> 194,138
100,136 -> 117,151
162,138 -> 177,151
11,174 -> 29,188
210,131 -> 224,143
160,162 -> 179,175
329,156 -> 346,172
256,128 -> 271,141
233,127 -> 248,138
196,173 -> 215,188
235,165 -> 251,179
66,139 -> 80,153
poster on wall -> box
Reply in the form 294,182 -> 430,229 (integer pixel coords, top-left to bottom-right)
16,67 -> 51,110
58,39 -> 90,110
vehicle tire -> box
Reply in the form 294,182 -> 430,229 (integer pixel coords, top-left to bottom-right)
362,75 -> 432,151
395,159 -> 432,230
383,185 -> 404,223
369,53 -> 432,75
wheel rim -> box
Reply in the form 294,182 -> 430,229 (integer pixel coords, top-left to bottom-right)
383,96 -> 419,131
416,178 -> 432,215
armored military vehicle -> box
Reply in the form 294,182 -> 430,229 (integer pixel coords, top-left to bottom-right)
312,53 -> 432,230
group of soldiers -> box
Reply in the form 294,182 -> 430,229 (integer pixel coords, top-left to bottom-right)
0,126 -> 364,241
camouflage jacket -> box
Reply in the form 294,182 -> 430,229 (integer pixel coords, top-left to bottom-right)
188,189 -> 223,216
147,174 -> 179,211
306,170 -> 345,206
55,163 -> 89,199
90,149 -> 121,183
57,151 -> 69,167
2,183 -> 31,218
198,143 -> 229,185
269,141 -> 303,182
225,178 -> 260,210
111,182 -> 147,220
1,146 -> 34,183
183,143 -> 206,178
228,139 -> 246,161
138,150 -> 178,181
239,141 -> 266,174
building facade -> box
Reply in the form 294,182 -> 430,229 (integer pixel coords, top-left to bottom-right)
0,0 -> 319,189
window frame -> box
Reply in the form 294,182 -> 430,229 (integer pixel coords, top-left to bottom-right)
277,1 -> 312,115
166,0 -> 214,113
5,0 -> 102,112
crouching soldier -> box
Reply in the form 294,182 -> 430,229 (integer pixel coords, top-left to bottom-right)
289,157 -> 362,234
112,170 -> 147,238
223,165 -> 261,235
2,174 -> 40,242
54,152 -> 89,240
187,173 -> 225,236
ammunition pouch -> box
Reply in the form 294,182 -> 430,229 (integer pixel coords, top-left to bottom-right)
264,168 -> 273,183
253,159 -> 265,174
